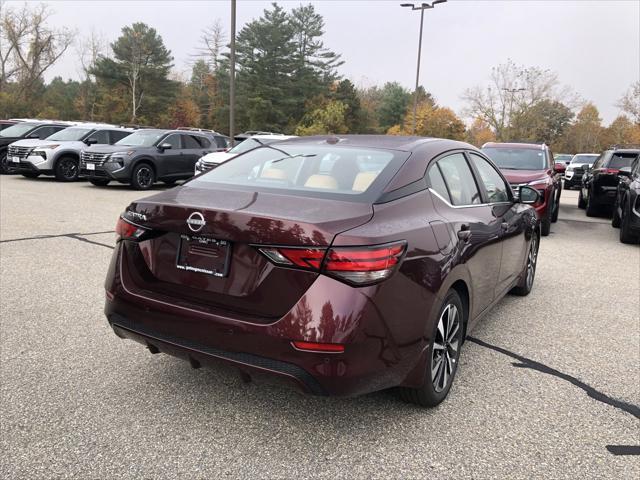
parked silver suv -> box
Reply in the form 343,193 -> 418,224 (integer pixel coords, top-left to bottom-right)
9,123 -> 134,181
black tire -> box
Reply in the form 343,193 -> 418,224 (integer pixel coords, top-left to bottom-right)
0,152 -> 8,174
585,189 -> 598,217
510,234 -> 539,296
612,202 -> 621,228
131,163 -> 155,190
620,202 -> 639,244
89,179 -> 110,187
550,194 -> 559,223
578,189 -> 586,209
54,156 -> 79,182
398,290 -> 464,408
21,172 -> 40,179
541,216 -> 551,236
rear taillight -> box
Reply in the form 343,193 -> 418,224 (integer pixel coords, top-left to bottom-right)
597,168 -> 620,174
258,241 -> 406,286
115,217 -> 147,241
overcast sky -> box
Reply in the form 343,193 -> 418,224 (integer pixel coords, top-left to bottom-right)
9,0 -> 639,124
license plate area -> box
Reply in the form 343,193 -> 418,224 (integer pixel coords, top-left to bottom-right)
86,163 -> 95,170
12,156 -> 20,163
176,235 -> 231,277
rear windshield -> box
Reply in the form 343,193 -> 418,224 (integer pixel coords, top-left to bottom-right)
116,130 -> 166,147
609,153 -> 638,169
0,123 -> 37,138
47,127 -> 92,141
571,154 -> 598,164
190,144 -> 408,201
482,147 -> 546,170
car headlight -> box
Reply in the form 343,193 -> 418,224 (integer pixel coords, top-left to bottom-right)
31,149 -> 48,159
107,151 -> 134,161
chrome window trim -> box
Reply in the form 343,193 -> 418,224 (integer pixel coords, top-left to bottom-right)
428,188 -> 513,209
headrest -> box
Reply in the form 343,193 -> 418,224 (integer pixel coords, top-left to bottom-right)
304,174 -> 338,189
352,172 -> 378,192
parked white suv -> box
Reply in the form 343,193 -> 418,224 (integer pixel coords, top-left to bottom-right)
564,153 -> 599,190
9,123 -> 134,181
194,134 -> 296,175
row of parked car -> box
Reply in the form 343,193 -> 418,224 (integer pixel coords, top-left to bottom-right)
0,118 -> 294,190
570,146 -> 640,244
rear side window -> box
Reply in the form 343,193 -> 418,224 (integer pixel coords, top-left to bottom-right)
427,164 -> 450,202
182,134 -> 203,149
608,153 -> 638,170
32,126 -> 60,139
469,153 -> 510,203
190,144 -> 407,202
436,153 -> 482,205
110,130 -> 132,143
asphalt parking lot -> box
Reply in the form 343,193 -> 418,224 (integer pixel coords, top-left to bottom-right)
1,175 -> 638,479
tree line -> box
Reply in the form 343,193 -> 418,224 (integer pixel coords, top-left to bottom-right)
1,2 -> 638,153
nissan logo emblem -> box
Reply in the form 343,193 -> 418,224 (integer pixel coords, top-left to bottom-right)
186,212 -> 206,232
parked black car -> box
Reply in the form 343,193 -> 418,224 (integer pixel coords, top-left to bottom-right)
80,129 -> 219,189
0,120 -> 70,173
579,148 -> 640,216
612,159 -> 640,244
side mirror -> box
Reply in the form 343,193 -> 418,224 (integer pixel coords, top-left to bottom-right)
519,185 -> 540,205
618,166 -> 632,177
158,142 -> 172,151
85,137 -> 98,145
582,164 -> 591,172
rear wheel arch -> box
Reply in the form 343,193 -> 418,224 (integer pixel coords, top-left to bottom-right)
450,280 -> 470,340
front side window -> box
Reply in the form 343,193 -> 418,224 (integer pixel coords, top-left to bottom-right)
90,130 -> 110,144
436,153 -> 482,206
110,130 -> 132,143
482,147 -> 546,170
162,134 -> 181,149
469,153 -> 510,203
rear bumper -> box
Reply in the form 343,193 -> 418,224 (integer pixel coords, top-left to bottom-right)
108,312 -> 328,395
104,242 -> 429,397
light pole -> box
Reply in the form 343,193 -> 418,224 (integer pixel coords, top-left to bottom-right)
400,1 -> 447,135
229,0 -> 236,146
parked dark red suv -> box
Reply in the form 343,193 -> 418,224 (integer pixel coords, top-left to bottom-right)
104,136 -> 540,407
482,142 -> 562,236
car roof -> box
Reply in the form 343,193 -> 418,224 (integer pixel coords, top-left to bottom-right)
274,134 -> 453,152
482,142 -> 545,150
574,153 -> 599,156
248,134 -> 297,141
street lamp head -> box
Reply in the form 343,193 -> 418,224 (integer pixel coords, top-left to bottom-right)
400,3 -> 415,7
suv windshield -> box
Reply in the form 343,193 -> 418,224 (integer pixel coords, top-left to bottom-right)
571,154 -> 598,164
482,147 -> 546,170
0,123 -> 37,138
47,127 -> 92,141
191,144 -> 406,200
115,130 -> 165,147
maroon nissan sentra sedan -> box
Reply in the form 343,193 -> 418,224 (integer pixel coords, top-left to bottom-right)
105,135 -> 541,407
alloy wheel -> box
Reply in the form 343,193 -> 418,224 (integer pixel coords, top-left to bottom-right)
431,303 -> 460,393
136,166 -> 153,188
59,158 -> 77,180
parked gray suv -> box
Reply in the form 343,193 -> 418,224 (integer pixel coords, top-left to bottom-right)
80,129 -> 219,189
10,123 -> 134,181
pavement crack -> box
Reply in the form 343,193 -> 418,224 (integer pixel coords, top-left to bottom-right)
67,234 -> 114,250
0,230 -> 113,244
467,336 -> 640,421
